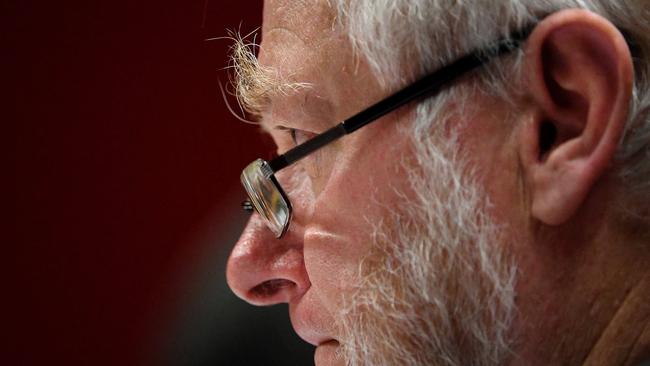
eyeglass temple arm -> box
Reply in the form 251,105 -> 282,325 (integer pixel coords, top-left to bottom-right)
268,25 -> 534,174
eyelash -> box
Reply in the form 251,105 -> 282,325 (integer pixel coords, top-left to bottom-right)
289,129 -> 299,145
288,128 -> 312,146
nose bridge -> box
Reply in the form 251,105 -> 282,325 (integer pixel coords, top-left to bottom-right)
227,168 -> 313,306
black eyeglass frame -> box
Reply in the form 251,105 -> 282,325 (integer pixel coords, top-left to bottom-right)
241,25 -> 535,238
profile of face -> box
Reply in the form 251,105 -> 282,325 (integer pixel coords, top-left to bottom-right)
226,2 -> 516,365
227,1 -> 649,366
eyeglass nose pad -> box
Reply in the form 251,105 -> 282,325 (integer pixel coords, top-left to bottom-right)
241,199 -> 254,212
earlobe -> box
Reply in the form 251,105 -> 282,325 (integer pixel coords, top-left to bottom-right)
520,9 -> 634,225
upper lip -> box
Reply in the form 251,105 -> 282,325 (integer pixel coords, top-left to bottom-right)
289,296 -> 336,346
291,313 -> 333,346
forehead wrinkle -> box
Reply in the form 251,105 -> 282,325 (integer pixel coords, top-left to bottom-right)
264,27 -> 307,48
263,0 -> 337,46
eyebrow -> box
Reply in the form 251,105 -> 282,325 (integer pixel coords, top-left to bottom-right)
230,42 -> 275,117
229,35 -> 311,120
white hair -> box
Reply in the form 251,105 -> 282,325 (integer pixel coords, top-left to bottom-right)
332,0 -> 650,220
338,102 -> 517,365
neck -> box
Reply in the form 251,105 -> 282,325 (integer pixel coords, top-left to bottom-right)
582,272 -> 650,365
511,206 -> 650,366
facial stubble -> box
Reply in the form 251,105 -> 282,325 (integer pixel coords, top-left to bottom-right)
337,134 -> 517,366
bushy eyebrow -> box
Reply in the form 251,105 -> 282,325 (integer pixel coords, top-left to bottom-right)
226,30 -> 311,119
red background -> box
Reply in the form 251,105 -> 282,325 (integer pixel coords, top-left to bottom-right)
8,1 -> 274,364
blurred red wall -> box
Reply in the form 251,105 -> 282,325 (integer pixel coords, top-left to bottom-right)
8,1 -> 266,364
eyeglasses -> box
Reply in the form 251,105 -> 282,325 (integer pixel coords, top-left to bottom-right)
240,25 -> 534,238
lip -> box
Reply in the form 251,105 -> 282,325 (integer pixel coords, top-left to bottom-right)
315,340 -> 342,366
289,295 -> 335,346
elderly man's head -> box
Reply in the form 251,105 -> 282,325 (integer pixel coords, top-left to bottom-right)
226,1 -> 650,365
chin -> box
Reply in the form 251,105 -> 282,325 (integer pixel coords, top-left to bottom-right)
314,340 -> 344,366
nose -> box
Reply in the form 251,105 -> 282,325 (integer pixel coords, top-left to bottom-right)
227,172 -> 312,306
227,214 -> 310,305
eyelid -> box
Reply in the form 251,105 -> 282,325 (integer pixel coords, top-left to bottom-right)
289,129 -> 298,145
275,125 -> 316,146
292,128 -> 317,146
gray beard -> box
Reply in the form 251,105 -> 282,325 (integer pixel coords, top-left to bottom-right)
337,134 -> 517,366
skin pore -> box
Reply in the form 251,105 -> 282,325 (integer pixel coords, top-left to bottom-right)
226,2 -> 650,365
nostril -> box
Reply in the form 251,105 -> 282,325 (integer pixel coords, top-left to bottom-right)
249,279 -> 295,300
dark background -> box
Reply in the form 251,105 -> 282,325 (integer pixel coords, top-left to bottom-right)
8,1 -> 313,364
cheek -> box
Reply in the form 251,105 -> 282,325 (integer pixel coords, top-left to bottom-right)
302,123 -> 413,310
301,164 -> 380,312
304,240 -> 367,304
302,230 -> 369,314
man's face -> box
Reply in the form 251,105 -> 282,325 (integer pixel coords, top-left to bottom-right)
227,1 -> 517,365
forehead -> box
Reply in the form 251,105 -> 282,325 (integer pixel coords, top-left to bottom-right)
259,0 -> 340,87
259,1 -> 382,128
262,0 -> 336,45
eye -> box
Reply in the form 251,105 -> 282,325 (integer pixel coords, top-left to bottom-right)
289,128 -> 314,146
274,125 -> 316,149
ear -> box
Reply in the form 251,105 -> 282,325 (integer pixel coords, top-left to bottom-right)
520,9 -> 634,225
